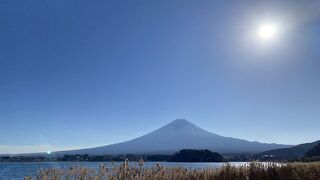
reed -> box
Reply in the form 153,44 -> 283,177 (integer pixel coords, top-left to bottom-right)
25,161 -> 320,180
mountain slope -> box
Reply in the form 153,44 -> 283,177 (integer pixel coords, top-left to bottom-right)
256,140 -> 320,160
305,141 -> 320,157
58,119 -> 291,155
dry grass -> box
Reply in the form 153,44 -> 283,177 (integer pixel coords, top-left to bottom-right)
25,160 -> 320,180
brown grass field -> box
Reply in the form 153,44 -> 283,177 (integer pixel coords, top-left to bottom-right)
25,160 -> 320,180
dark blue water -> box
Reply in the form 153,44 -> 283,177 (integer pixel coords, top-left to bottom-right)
0,161 -> 247,179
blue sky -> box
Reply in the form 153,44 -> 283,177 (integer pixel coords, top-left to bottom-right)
1,0 -> 320,153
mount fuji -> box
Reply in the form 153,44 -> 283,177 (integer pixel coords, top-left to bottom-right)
58,119 -> 291,155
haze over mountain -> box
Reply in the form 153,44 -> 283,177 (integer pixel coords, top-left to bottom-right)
58,119 -> 291,155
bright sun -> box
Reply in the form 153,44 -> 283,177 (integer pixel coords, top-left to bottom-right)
258,23 -> 277,40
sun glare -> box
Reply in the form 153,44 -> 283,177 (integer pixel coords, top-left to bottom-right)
258,23 -> 277,40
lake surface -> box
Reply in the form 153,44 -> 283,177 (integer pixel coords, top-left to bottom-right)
0,161 -> 247,179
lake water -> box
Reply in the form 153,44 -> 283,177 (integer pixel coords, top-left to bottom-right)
0,161 -> 247,179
